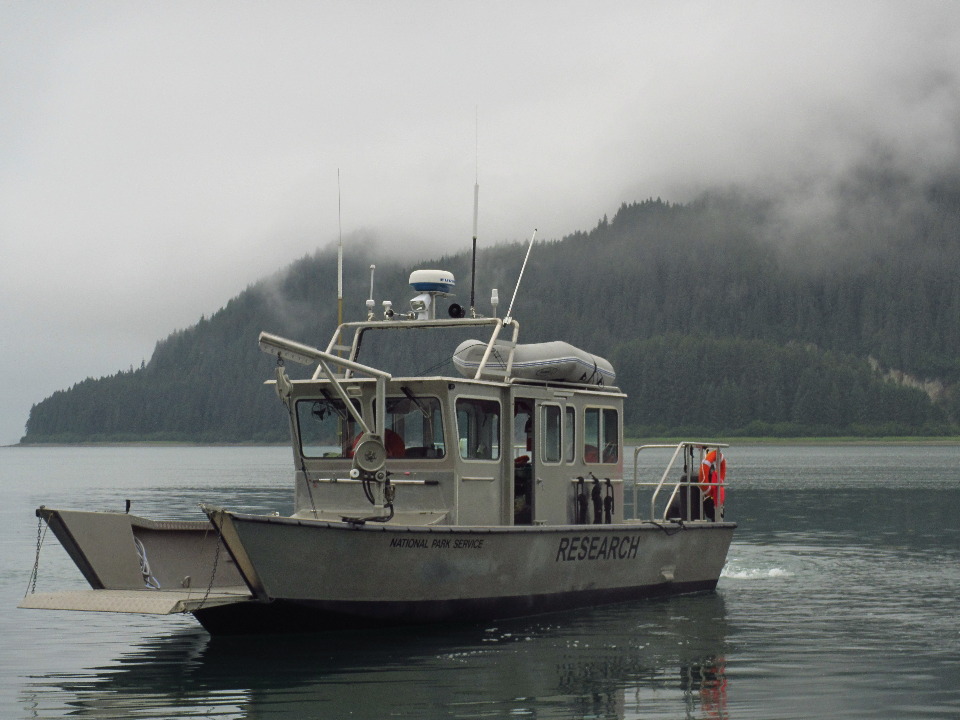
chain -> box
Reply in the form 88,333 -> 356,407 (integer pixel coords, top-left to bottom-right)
27,515 -> 49,596
197,527 -> 223,611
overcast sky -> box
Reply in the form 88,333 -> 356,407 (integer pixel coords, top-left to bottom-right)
3,1 -> 960,444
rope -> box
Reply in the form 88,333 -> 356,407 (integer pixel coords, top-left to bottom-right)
135,537 -> 161,589
416,355 -> 456,377
441,340 -> 506,379
649,520 -> 686,536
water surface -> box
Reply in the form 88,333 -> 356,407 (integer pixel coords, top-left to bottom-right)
2,444 -> 958,718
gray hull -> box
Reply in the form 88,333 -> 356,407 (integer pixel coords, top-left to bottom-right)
23,506 -> 734,635
199,509 -> 735,634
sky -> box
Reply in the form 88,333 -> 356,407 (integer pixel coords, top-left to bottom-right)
3,0 -> 960,444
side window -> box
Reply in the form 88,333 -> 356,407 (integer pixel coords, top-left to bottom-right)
297,398 -> 362,458
541,405 -> 561,463
513,400 -> 533,459
383,396 -> 445,459
456,398 -> 501,461
564,406 -> 576,463
584,407 -> 620,464
602,408 -> 619,463
584,408 -> 600,463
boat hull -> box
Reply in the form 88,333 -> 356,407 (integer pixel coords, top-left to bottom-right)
200,509 -> 735,634
193,576 -> 718,635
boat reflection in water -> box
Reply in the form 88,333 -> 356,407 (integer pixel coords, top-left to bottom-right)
20,594 -> 729,719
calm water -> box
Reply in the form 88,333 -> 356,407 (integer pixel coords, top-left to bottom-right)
1,444 -> 959,719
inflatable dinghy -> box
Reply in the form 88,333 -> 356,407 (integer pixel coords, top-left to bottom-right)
453,339 -> 615,385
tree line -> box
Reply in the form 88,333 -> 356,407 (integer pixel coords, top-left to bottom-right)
22,184 -> 960,443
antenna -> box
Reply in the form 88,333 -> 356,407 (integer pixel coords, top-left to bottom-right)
337,169 -> 343,327
505,228 -> 537,322
366,264 -> 376,319
470,183 -> 479,316
470,108 -> 479,317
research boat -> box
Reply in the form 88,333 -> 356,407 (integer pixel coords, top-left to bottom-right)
21,269 -> 735,635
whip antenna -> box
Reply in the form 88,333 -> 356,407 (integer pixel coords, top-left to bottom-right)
337,169 -> 343,327
470,183 -> 479,316
505,228 -> 537,322
470,108 -> 479,316
365,264 -> 376,319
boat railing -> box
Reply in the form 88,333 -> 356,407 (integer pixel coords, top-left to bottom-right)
631,442 -> 728,522
325,316 -> 520,382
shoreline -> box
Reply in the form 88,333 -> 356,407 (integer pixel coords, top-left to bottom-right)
3,441 -> 288,449
6,437 -> 959,449
627,436 -> 960,446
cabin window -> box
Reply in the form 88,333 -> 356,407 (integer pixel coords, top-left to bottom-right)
602,408 -> 619,462
541,405 -> 562,463
456,398 -> 501,461
564,406 -> 576,463
513,399 -> 535,460
296,398 -> 362,458
584,407 -> 619,463
381,395 -> 445,459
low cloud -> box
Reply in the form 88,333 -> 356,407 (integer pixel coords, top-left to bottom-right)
3,1 -> 960,443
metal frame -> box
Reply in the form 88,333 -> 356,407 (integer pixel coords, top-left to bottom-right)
323,317 -> 520,382
631,442 -> 729,521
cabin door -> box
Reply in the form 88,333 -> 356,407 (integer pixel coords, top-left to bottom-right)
512,398 -> 536,525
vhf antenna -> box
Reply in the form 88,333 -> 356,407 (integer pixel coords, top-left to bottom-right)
337,168 -> 343,327
470,107 -> 479,317
505,228 -> 538,323
366,264 -> 376,319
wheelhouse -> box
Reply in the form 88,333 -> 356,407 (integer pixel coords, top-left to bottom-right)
261,316 -> 626,528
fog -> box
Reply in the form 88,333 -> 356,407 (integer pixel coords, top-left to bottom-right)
3,1 -> 960,444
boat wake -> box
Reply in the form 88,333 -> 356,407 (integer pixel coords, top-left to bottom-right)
720,564 -> 792,580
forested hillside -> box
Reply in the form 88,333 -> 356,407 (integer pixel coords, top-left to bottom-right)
21,178 -> 960,442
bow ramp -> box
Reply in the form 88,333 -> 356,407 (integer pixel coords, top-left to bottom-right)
19,587 -> 252,615
21,507 -> 255,616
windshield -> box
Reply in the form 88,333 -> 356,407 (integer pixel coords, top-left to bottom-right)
296,398 -> 362,458
381,395 -> 445,459
296,394 -> 447,460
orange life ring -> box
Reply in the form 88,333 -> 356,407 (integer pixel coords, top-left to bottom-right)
700,449 -> 726,504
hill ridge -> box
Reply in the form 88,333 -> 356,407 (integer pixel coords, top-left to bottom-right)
21,189 -> 960,442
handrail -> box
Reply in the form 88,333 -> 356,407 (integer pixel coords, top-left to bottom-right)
631,441 -> 729,521
634,443 -> 686,520
474,319 -> 521,380
325,317 -> 505,362
320,316 -> 524,383
500,320 -> 521,379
